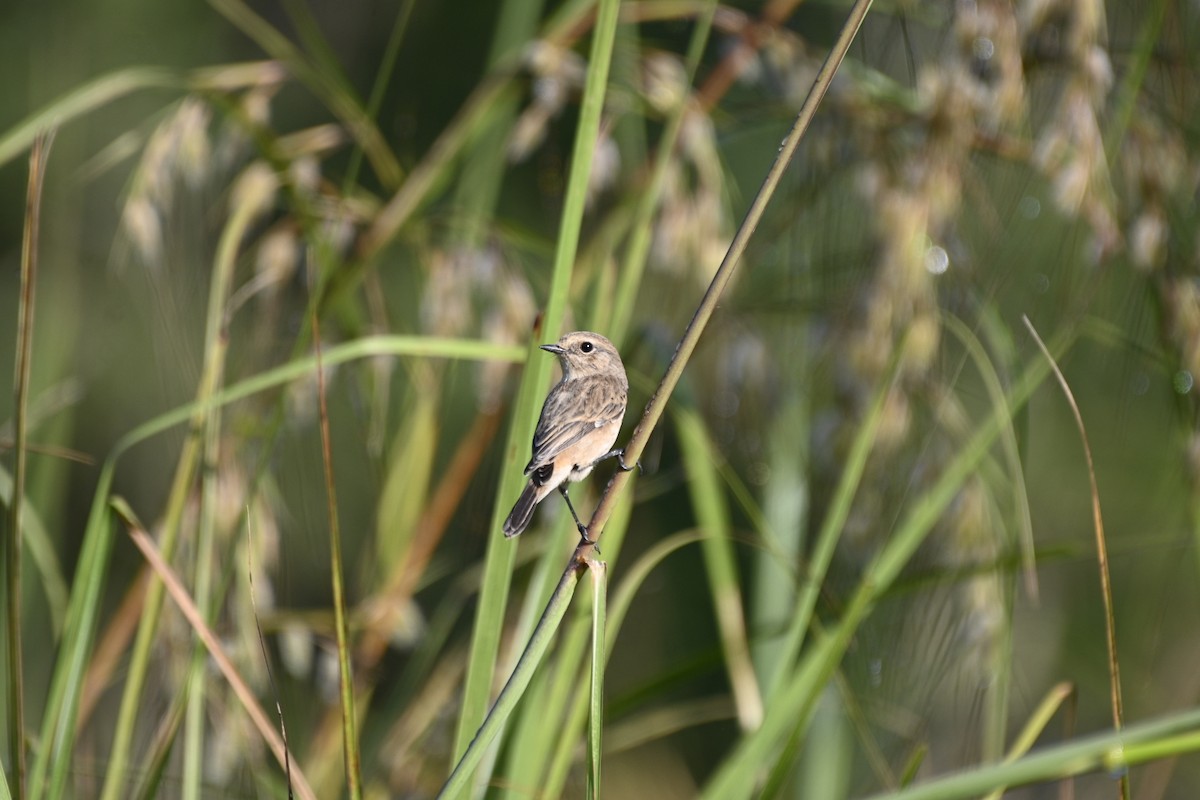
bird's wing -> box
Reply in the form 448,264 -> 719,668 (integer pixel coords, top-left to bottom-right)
525,376 -> 626,474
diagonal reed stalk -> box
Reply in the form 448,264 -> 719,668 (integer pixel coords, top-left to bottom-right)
442,0 -> 875,791
118,509 -> 318,800
575,0 -> 877,558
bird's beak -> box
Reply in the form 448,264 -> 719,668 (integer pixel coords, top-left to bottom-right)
540,343 -> 566,355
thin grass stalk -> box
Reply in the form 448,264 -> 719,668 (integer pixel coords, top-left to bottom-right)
942,314 -> 1036,596
981,682 -> 1075,800
1023,317 -> 1126,800
105,338 -> 524,455
180,341 -> 224,800
121,518 -> 318,800
96,167 -> 266,800
8,128 -> 52,800
439,565 -> 583,799
609,0 -> 718,346
450,0 -> 624,781
587,560 -> 607,800
573,0 -> 874,561
312,305 -> 363,797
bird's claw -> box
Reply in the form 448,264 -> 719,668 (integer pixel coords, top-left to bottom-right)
616,449 -> 642,474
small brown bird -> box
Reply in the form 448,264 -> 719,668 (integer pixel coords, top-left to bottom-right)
503,331 -> 630,540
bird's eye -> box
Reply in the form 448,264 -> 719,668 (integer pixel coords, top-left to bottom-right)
580,341 -> 594,353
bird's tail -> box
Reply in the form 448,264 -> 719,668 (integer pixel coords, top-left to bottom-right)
503,481 -> 539,538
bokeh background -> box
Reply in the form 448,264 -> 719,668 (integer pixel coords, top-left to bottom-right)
2,0 -> 1200,797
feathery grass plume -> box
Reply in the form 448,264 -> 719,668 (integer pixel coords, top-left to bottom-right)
508,41 -> 587,162
1120,114 -> 1186,272
118,98 -> 217,269
652,110 -> 729,286
1029,0 -> 1119,258
955,0 -> 1026,128
420,244 -> 534,410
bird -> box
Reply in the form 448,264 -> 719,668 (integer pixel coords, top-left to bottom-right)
503,331 -> 631,541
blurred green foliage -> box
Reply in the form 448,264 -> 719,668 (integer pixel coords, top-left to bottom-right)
2,0 -> 1200,797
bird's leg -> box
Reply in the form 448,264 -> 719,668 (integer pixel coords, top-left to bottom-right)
558,485 -> 600,552
558,484 -> 589,538
592,447 -> 642,474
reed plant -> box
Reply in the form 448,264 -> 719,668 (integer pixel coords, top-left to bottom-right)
3,0 -> 1200,797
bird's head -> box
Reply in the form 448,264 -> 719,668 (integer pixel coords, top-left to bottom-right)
541,331 -> 625,383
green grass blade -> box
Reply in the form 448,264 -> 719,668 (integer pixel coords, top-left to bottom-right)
797,688 -> 851,800
450,0 -> 623,785
0,468 -> 68,634
450,0 -> 546,249
864,702 -> 1200,800
375,389 -> 440,571
941,313 -> 1035,762
0,68 -> 178,169
587,560 -> 607,800
765,338 -> 903,702
981,682 -> 1074,800
449,355 -> 537,781
673,406 -> 762,730
27,463 -> 117,799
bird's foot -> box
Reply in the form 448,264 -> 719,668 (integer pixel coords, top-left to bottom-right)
595,447 -> 642,474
